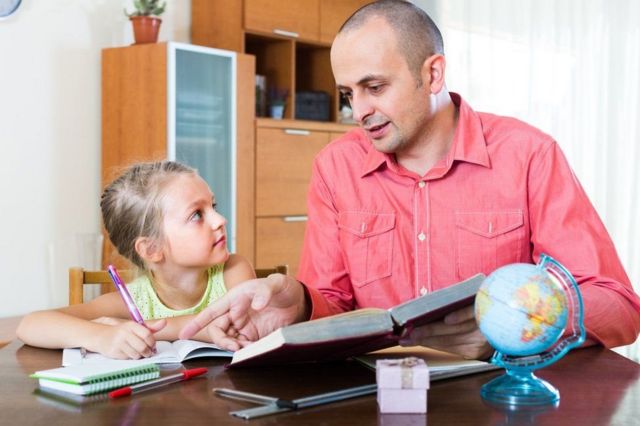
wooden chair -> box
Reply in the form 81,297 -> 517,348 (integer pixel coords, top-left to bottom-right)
254,264 -> 288,278
68,264 -> 289,305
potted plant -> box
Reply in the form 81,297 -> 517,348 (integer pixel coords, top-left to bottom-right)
125,0 -> 167,44
269,88 -> 289,119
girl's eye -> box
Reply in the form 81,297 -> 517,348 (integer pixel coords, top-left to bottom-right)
212,202 -> 217,211
190,210 -> 203,221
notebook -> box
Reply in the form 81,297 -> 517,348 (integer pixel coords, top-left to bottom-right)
31,360 -> 159,395
62,339 -> 233,367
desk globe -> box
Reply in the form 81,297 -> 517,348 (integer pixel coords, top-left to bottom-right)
475,254 -> 585,405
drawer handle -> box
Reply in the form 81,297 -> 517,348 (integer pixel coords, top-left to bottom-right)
273,29 -> 299,38
283,216 -> 308,222
284,129 -> 311,136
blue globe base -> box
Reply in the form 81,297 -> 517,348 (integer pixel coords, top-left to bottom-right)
481,369 -> 559,406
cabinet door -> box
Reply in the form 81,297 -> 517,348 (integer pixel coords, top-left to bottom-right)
170,45 -> 237,251
256,217 -> 307,276
256,127 -> 329,216
245,0 -> 320,41
319,0 -> 370,44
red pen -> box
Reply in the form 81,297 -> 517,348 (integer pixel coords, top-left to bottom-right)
108,367 -> 208,399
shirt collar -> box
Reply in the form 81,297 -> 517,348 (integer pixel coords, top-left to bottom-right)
359,92 -> 491,178
449,93 -> 491,169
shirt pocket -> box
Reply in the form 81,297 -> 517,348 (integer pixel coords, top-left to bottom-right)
455,211 -> 524,279
338,211 -> 395,287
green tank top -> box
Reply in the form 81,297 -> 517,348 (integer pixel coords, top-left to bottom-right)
126,264 -> 227,320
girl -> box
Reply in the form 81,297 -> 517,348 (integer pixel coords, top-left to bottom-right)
17,161 -> 255,359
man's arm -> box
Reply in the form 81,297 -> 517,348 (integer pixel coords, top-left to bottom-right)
297,158 -> 358,319
528,141 -> 640,347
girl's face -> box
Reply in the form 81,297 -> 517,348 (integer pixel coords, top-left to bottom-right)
159,173 -> 229,270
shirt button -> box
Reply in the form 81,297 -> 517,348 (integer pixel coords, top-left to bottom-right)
418,232 -> 426,241
420,287 -> 427,296
418,181 -> 426,188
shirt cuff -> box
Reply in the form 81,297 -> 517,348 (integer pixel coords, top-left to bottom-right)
301,284 -> 336,320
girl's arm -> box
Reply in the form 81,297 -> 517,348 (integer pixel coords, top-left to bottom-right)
222,254 -> 257,289
153,255 -> 257,342
16,293 -> 163,359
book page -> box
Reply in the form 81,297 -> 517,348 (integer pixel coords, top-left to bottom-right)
354,346 -> 494,373
172,339 -> 232,360
62,342 -> 179,366
63,340 -> 225,366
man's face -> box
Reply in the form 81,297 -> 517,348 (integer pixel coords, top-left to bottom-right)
331,17 -> 432,155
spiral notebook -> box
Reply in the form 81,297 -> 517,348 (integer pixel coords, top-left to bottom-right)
31,360 -> 159,395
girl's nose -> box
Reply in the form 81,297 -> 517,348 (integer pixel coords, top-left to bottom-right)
209,210 -> 227,229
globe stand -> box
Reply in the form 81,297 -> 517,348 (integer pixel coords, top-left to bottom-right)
478,254 -> 586,407
481,369 -> 558,405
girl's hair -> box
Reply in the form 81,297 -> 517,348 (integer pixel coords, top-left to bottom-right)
100,160 -> 196,268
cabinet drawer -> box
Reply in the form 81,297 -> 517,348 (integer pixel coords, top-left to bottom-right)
245,0 -> 320,41
256,127 -> 329,216
319,0 -> 370,44
256,217 -> 308,276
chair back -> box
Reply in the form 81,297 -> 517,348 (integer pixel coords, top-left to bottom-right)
68,267 -> 134,305
68,264 -> 288,305
255,264 -> 288,278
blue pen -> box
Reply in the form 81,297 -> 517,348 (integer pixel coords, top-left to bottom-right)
107,264 -> 146,326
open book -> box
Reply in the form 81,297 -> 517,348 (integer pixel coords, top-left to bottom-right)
62,339 -> 232,367
354,346 -> 500,381
229,274 -> 485,367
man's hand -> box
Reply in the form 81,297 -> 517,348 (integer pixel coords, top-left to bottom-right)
399,305 -> 494,360
179,274 -> 308,351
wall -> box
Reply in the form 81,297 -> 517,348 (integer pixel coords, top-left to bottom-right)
0,1 -> 190,316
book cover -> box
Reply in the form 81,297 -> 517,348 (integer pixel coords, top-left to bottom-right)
31,361 -> 159,395
62,339 -> 232,367
229,274 -> 486,367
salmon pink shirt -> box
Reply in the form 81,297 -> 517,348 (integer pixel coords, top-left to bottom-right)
298,93 -> 640,348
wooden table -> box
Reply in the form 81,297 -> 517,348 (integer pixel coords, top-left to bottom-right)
1,323 -> 639,425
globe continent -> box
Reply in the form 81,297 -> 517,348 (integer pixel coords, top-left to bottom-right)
475,263 -> 569,356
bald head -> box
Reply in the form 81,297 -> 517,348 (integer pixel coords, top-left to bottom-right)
338,0 -> 444,78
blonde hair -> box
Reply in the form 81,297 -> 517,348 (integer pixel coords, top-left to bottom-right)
100,161 -> 196,268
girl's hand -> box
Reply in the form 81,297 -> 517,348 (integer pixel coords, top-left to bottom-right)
91,316 -> 126,326
89,319 -> 166,359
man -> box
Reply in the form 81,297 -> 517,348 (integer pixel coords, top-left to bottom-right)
180,0 -> 640,359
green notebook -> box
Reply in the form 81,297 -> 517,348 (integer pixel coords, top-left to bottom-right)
31,360 -> 159,395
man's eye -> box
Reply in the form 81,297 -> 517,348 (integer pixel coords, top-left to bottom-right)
369,85 -> 384,94
212,202 -> 217,211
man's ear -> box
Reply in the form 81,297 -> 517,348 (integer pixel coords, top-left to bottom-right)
421,54 -> 446,94
134,237 -> 164,264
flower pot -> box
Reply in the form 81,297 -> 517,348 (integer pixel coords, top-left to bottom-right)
270,104 -> 285,119
130,16 -> 162,44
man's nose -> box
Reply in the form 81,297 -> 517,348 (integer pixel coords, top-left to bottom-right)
351,95 -> 374,124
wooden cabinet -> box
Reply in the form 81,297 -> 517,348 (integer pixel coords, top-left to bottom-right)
190,0 -> 363,273
319,0 -> 368,44
256,127 -> 329,216
101,42 -> 256,266
245,0 -> 320,41
253,119 -> 353,275
256,217 -> 308,277
191,0 -> 368,122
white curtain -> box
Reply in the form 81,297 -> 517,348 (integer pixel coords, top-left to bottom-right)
417,0 -> 640,360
